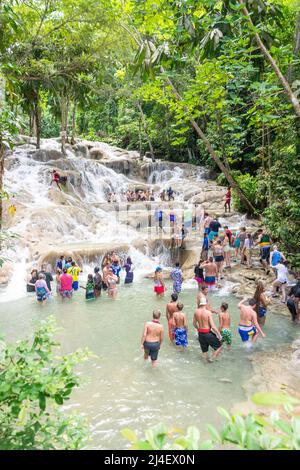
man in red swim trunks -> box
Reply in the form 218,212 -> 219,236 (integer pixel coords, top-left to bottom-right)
193,299 -> 222,362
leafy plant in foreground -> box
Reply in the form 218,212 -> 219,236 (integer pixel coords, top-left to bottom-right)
0,317 -> 91,450
122,392 -> 300,450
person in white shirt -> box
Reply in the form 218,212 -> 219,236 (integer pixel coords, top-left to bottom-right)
272,262 -> 289,303
242,233 -> 253,268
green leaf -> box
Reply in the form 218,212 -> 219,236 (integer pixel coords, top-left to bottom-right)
252,393 -> 300,407
121,428 -> 137,443
39,393 -> 46,411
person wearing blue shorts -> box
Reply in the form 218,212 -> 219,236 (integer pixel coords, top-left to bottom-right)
238,298 -> 265,344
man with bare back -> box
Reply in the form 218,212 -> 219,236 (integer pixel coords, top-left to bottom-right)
238,297 -> 266,344
166,293 -> 178,342
141,310 -> 164,368
173,302 -> 188,350
201,257 -> 218,289
193,299 -> 222,362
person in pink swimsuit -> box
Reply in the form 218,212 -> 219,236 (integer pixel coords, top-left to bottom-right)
60,268 -> 73,299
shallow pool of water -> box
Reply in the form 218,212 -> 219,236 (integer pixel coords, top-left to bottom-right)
0,278 -> 298,449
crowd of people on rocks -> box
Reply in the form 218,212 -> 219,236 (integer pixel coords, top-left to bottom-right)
106,187 -> 176,203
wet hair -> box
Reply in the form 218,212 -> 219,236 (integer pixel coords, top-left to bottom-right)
67,257 -> 72,262
171,293 -> 178,302
204,232 -> 208,236
217,240 -> 222,245
209,257 -> 214,262
87,274 -> 93,282
201,285 -> 208,291
94,266 -> 100,273
152,309 -> 161,320
249,298 -> 257,307
204,212 -> 209,216
31,269 -> 38,275
175,262 -> 180,267
177,302 -> 184,311
56,268 -> 62,275
221,302 -> 228,311
63,268 -> 68,273
71,261 -> 75,266
254,281 -> 265,307
126,257 -> 132,264
38,273 -> 45,280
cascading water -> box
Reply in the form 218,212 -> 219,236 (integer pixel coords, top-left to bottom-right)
2,138 -> 212,301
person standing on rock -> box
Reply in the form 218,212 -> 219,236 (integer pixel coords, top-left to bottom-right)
256,229 -> 273,273
212,240 -> 225,279
286,274 -> 300,323
270,245 -> 286,275
141,310 -> 164,368
253,281 -> 271,327
272,261 -> 289,303
201,257 -> 218,289
203,213 -> 213,235
201,233 -> 209,261
222,231 -> 231,268
242,233 -> 253,268
209,217 -> 221,238
173,303 -> 188,350
224,187 -> 232,213
166,293 -> 178,342
237,298 -> 265,344
170,262 -> 183,295
193,299 -> 222,362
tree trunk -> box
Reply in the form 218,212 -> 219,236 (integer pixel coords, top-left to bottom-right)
70,100 -> 76,145
29,109 -> 35,137
287,12 -> 300,83
266,128 -> 273,204
216,109 -> 231,172
160,66 -> 256,213
0,138 -> 4,232
136,101 -> 155,160
238,0 -> 300,118
33,89 -> 41,149
61,93 -> 68,155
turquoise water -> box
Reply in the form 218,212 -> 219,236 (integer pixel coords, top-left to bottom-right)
0,279 -> 297,449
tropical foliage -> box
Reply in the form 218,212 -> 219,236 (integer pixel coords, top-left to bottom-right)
0,317 -> 91,450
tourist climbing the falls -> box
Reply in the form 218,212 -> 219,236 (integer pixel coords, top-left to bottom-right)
59,268 -> 73,300
153,266 -> 166,298
170,262 -> 183,295
93,267 -> 102,297
106,268 -> 118,299
201,232 -> 209,261
141,310 -> 164,368
242,233 -> 253,268
237,297 -> 265,345
81,274 -> 95,301
124,257 -> 134,284
224,186 -> 231,213
167,186 -> 174,201
253,280 -> 271,327
111,258 -> 122,284
50,170 -> 62,190
203,212 -> 213,235
35,273 -> 51,304
173,302 -> 188,350
67,261 -> 82,291
270,245 -> 286,273
286,273 -> 300,323
272,261 -> 289,303
166,293 -> 178,342
212,240 -> 224,280
193,299 -> 222,363
218,303 -> 232,350
256,229 -> 273,273
194,260 -> 204,289
222,230 -> 232,269
201,257 -> 218,289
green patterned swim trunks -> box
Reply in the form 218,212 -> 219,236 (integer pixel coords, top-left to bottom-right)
221,328 -> 232,346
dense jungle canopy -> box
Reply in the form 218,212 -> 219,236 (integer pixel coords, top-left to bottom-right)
0,0 -> 299,263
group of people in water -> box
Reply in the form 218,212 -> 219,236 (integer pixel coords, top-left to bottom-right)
141,212 -> 300,367
27,252 -> 134,303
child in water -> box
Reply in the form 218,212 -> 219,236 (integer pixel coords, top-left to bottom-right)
81,274 -> 95,301
218,302 -> 232,350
